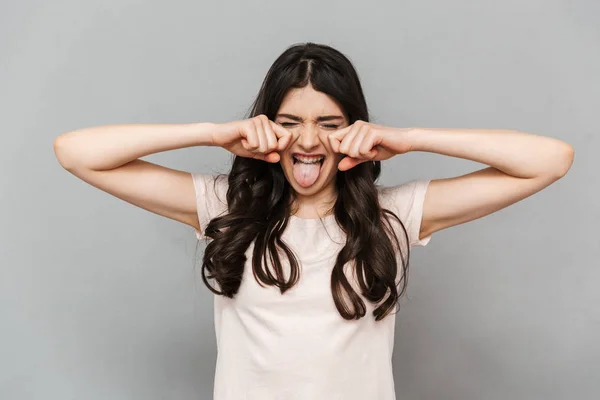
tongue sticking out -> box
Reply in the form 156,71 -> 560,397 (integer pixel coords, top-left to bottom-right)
292,160 -> 321,188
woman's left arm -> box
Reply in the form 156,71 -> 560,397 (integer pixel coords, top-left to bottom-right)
398,128 -> 575,240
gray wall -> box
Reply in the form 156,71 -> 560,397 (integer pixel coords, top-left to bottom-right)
2,0 -> 598,399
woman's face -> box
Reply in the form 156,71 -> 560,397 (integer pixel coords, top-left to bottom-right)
274,84 -> 348,201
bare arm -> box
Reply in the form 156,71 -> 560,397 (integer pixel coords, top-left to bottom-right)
401,128 -> 575,240
53,122 -> 218,231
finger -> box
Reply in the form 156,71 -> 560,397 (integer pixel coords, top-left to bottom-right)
247,150 -> 279,163
271,121 -> 297,151
253,117 -> 267,153
338,124 -> 360,155
338,156 -> 365,171
269,121 -> 292,150
261,117 -> 278,153
328,126 -> 351,151
242,121 -> 259,150
347,124 -> 368,158
278,133 -> 291,151
264,152 -> 280,163
251,152 -> 267,161
358,129 -> 378,159
270,120 -> 291,139
328,124 -> 354,153
329,124 -> 353,141
349,125 -> 377,159
327,133 -> 340,153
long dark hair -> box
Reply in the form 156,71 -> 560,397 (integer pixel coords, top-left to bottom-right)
201,42 -> 411,321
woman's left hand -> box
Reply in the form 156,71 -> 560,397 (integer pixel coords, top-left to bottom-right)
327,121 -> 414,171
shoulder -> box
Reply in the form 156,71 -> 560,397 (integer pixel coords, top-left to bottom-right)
378,180 -> 431,215
377,179 -> 432,247
191,173 -> 228,199
191,172 -> 229,220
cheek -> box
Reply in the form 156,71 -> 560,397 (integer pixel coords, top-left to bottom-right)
331,153 -> 344,167
325,158 -> 340,176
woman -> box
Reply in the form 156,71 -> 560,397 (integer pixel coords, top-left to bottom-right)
53,42 -> 574,399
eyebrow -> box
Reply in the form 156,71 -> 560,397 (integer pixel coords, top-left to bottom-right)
275,113 -> 344,122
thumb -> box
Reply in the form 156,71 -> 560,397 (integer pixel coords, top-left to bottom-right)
265,152 -> 280,163
338,156 -> 363,171
252,151 -> 280,163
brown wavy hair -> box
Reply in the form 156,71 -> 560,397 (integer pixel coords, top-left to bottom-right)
200,42 -> 412,321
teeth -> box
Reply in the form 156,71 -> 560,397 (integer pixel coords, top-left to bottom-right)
294,155 -> 324,164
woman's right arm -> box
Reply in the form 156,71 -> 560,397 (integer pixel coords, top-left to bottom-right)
53,122 -> 218,231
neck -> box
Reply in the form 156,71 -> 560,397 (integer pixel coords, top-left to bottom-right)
290,183 -> 337,219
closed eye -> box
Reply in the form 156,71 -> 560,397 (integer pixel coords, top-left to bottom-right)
280,122 -> 339,129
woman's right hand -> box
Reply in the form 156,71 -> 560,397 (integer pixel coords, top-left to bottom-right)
212,115 -> 296,163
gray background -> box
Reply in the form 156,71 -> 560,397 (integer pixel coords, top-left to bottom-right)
1,0 -> 598,399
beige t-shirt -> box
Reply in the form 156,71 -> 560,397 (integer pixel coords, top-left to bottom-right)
192,173 -> 432,400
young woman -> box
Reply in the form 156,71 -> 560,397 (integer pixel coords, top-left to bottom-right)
53,42 -> 574,399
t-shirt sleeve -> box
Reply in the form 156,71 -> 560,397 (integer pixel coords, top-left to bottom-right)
380,179 -> 432,248
190,173 -> 229,240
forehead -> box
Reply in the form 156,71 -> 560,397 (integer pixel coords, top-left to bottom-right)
277,85 -> 346,118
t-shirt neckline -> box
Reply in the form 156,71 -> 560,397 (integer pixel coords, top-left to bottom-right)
289,213 -> 337,227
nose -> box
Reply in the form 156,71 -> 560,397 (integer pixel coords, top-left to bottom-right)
296,124 -> 321,151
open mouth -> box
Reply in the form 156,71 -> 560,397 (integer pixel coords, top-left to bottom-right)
292,155 -> 326,165
291,154 -> 326,188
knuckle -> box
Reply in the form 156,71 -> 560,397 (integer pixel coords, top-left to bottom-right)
247,135 -> 259,148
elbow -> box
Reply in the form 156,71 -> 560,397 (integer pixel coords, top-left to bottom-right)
53,134 -> 77,171
551,142 -> 575,179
